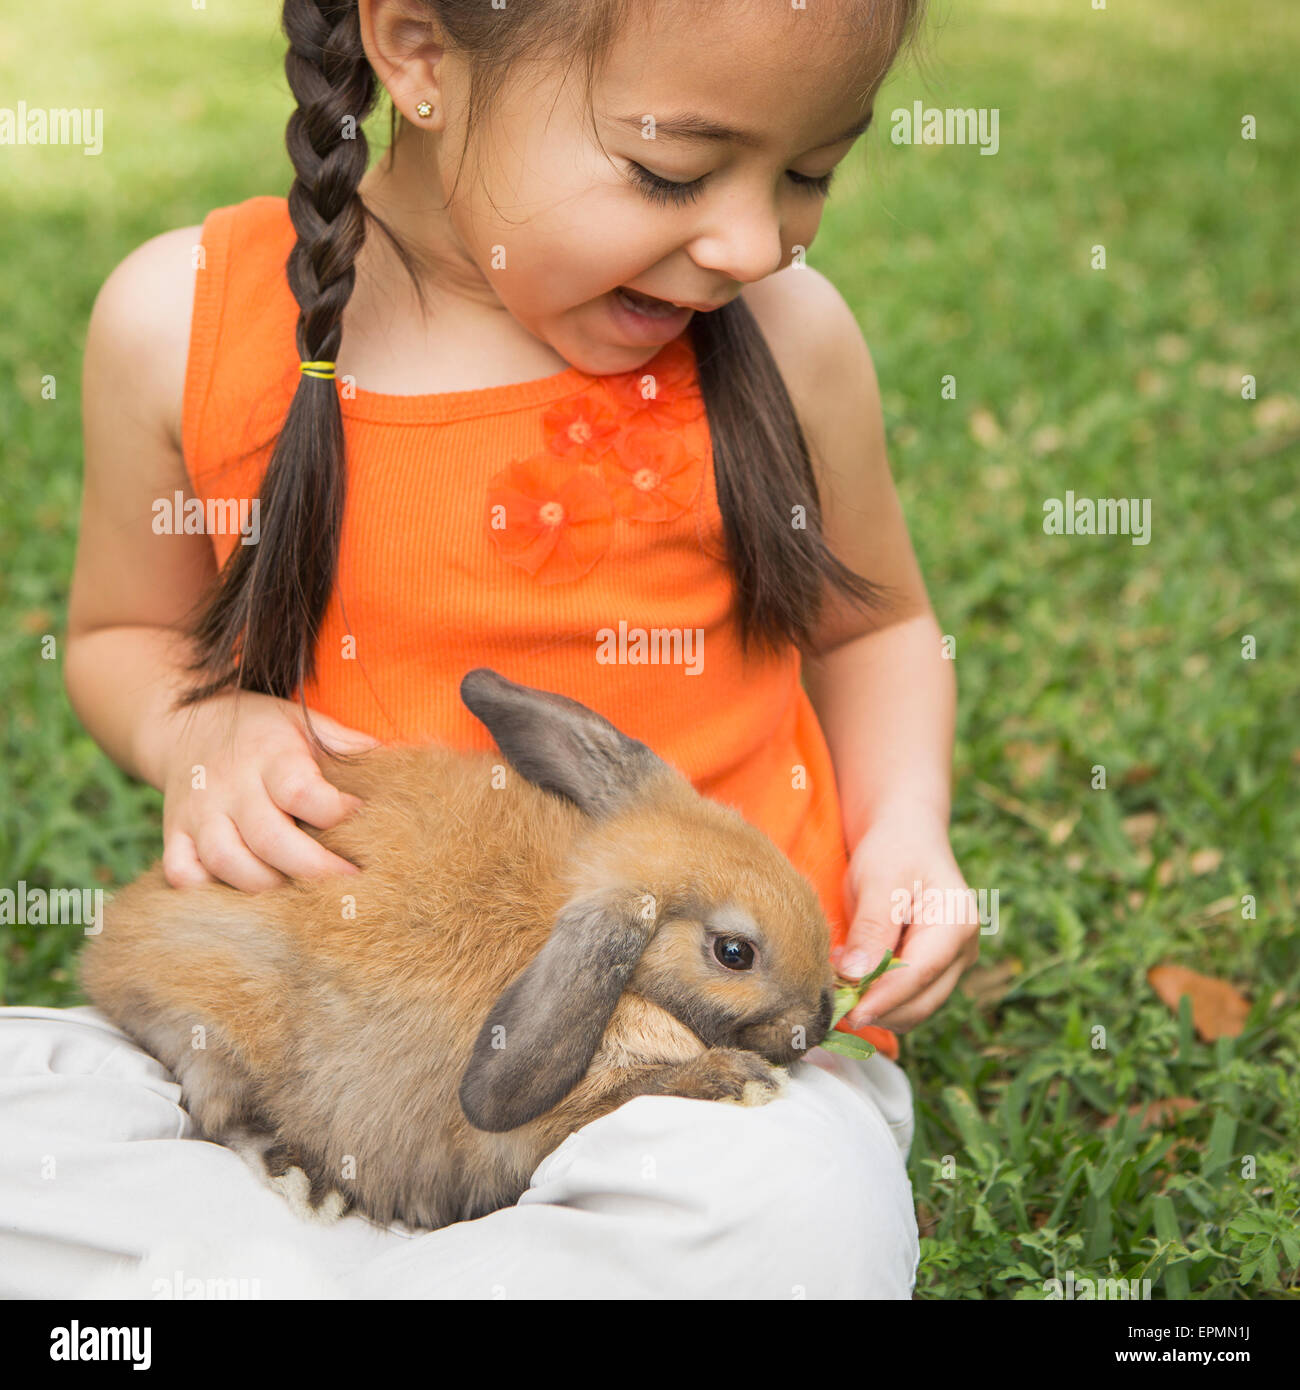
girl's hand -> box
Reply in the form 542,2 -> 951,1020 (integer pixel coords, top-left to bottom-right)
833,806 -> 980,1033
158,692 -> 381,893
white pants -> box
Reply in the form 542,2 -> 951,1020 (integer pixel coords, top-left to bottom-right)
0,1006 -> 918,1299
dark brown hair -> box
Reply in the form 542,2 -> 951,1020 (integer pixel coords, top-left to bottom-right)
179,0 -> 924,725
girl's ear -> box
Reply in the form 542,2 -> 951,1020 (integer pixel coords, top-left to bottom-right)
459,890 -> 658,1131
459,668 -> 671,818
358,0 -> 450,129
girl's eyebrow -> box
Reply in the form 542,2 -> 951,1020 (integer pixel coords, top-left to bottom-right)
610,110 -> 873,149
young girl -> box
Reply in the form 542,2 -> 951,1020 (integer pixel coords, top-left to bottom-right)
5,0 -> 979,1298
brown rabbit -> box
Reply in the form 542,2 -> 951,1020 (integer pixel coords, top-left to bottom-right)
80,669 -> 836,1230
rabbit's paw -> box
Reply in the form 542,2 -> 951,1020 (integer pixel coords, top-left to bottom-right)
231,1139 -> 350,1225
223,1123 -> 291,1189
265,1161 -> 351,1225
739,1067 -> 788,1107
668,1048 -> 788,1107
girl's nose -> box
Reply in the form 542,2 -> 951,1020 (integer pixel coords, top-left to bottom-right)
685,191 -> 788,287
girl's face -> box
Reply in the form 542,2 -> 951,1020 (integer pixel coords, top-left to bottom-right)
386,0 -> 895,375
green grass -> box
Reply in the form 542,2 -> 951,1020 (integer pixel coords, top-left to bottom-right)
2,0 -> 1297,1298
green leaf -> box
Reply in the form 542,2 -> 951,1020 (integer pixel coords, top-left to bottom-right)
1152,1196 -> 1190,1299
1176,994 -> 1197,1074
972,1201 -> 998,1236
829,950 -> 907,1027
942,1085 -> 996,1158
1083,1190 -> 1113,1262
1201,1111 -> 1237,1176
818,1031 -> 878,1060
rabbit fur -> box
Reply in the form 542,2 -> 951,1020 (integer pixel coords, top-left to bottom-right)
80,669 -> 836,1231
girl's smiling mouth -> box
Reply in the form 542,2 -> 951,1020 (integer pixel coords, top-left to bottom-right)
608,284 -> 732,344
608,284 -> 696,343
616,284 -> 692,316
618,285 -> 731,314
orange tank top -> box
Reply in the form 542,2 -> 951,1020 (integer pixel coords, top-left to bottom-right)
181,195 -> 897,1061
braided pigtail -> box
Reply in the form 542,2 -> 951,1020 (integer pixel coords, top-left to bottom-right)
179,0 -> 376,723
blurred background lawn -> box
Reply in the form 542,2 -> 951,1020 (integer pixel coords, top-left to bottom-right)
1,0 -> 1296,1298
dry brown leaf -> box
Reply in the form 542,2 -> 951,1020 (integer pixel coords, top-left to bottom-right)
1121,569 -> 1162,605
1121,763 -> 1158,787
1004,739 -> 1052,782
1147,963 -> 1251,1040
1156,333 -> 1190,363
1048,814 -> 1078,846
1100,1097 -> 1199,1131
981,462 -> 1014,490
1118,624 -> 1174,649
1157,858 -> 1177,887
971,780 -> 1056,834
1194,895 -> 1242,924
1141,1097 -> 1200,1127
1256,395 -> 1300,431
18,609 -> 52,635
968,407 -> 1002,447
1031,424 -> 1064,455
1123,811 -> 1160,846
960,959 -> 1024,1006
1190,848 -> 1224,876
1136,368 -> 1168,398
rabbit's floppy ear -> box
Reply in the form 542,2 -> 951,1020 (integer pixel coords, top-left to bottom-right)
459,890 -> 656,1132
460,668 -> 670,818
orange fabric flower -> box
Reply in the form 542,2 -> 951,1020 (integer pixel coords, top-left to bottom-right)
486,338 -> 710,584
485,454 -> 614,584
542,392 -> 623,461
603,429 -> 703,522
600,338 -> 705,428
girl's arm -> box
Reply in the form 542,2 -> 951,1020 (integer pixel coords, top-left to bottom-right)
68,229 -> 372,890
804,614 -> 973,1033
745,266 -> 979,1033
805,613 -> 955,849
67,226 -> 216,787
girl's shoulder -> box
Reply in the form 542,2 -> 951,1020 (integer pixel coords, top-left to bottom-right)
86,199 -> 288,455
740,264 -> 883,472
740,264 -> 903,650
87,222 -> 205,454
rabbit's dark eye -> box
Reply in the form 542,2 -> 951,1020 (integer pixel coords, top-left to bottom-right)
713,937 -> 755,971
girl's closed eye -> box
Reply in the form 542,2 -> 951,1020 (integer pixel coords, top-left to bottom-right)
625,161 -> 837,207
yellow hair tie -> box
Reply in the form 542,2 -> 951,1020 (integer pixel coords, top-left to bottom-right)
299,359 -> 337,380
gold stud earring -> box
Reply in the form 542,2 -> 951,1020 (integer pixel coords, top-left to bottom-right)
415,101 -> 433,119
